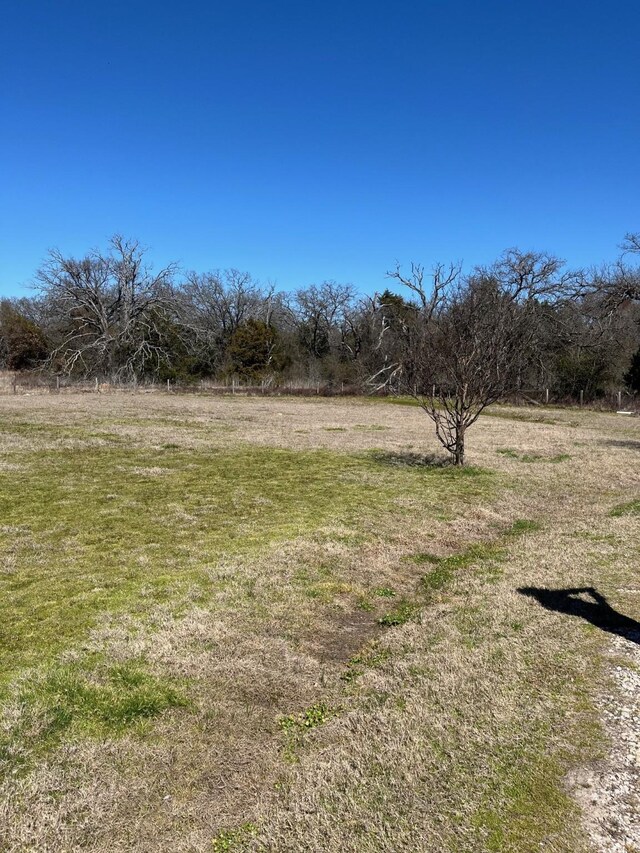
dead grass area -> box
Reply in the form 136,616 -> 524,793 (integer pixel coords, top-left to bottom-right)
0,393 -> 638,852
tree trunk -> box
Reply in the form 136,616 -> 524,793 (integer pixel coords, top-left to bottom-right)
453,422 -> 465,466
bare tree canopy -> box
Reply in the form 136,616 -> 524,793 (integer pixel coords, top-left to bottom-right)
36,236 -> 178,379
5,232 -> 637,407
177,269 -> 276,375
377,250 -> 582,465
581,234 -> 640,315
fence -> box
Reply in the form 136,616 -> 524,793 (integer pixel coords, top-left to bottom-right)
0,371 -> 363,398
0,371 -> 637,412
504,388 -> 638,413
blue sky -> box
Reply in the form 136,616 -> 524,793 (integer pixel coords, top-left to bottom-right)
2,0 -> 639,297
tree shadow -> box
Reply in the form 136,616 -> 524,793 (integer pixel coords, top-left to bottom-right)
599,439 -> 640,451
371,450 -> 452,468
518,586 -> 640,645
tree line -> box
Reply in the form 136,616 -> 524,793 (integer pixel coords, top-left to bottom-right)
2,234 -> 639,405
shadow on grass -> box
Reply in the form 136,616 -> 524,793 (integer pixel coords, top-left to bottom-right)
599,439 -> 640,451
370,450 -> 452,468
518,586 -> 640,645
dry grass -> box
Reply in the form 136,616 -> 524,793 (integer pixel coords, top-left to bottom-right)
0,393 -> 638,851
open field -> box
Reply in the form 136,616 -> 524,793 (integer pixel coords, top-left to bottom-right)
0,394 -> 638,852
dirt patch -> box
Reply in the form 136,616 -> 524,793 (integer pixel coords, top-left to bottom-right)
304,608 -> 382,664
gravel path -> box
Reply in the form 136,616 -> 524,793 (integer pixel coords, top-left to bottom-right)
574,626 -> 640,853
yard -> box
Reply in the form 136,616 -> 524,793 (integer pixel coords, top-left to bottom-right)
0,393 -> 638,851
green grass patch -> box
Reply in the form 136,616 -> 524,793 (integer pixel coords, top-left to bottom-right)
496,447 -> 520,458
506,518 -> 542,536
418,520 -> 540,597
0,441 -> 494,688
353,424 -> 389,431
469,721 -> 586,853
378,599 -> 419,626
421,560 -> 457,593
520,453 -> 567,463
610,499 -> 640,517
1,659 -> 186,772
367,395 -> 421,407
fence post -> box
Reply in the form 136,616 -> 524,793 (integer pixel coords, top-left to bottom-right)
12,375 -> 17,395
618,390 -> 622,409
545,388 -> 549,405
580,389 -> 584,407
167,378 -> 170,392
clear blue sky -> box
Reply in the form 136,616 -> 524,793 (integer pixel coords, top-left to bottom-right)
2,0 -> 639,297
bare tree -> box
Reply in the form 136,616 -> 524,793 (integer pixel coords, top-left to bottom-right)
377,250 -> 580,465
36,236 -> 177,379
591,234 -> 640,311
178,269 -> 274,374
292,282 -> 358,359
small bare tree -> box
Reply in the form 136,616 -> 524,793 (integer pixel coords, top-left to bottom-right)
377,250 -> 580,465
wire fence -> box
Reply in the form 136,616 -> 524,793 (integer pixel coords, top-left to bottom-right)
0,370 -> 637,412
0,371 -> 362,398
504,388 -> 638,413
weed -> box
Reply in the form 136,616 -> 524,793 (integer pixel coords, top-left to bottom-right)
340,665 -> 363,683
211,822 -> 257,851
373,586 -> 396,597
278,702 -> 337,760
279,702 -> 335,733
301,703 -> 333,728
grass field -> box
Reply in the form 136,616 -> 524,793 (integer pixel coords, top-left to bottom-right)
0,393 -> 638,852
